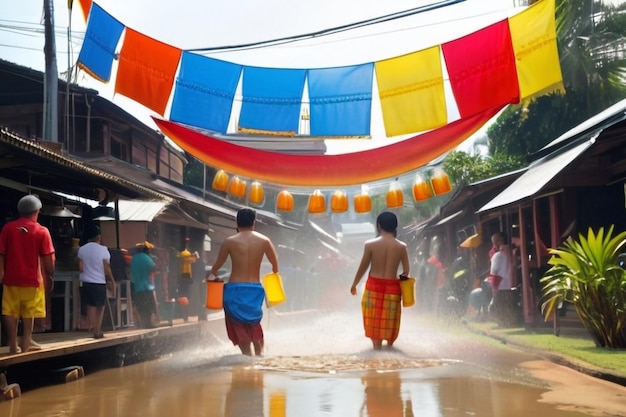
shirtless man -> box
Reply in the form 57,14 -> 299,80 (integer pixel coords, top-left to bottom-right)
351,211 -> 410,350
209,208 -> 279,356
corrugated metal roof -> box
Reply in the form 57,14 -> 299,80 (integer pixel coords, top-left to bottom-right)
478,138 -> 596,212
98,201 -> 208,229
117,200 -> 168,222
435,210 -> 464,226
0,127 -> 171,202
540,98 -> 626,153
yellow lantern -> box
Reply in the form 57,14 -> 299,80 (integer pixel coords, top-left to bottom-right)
308,189 -> 326,214
330,190 -> 349,213
249,181 -> 265,205
228,176 -> 247,198
431,168 -> 451,195
353,187 -> 372,213
413,174 -> 433,201
276,190 -> 294,212
212,169 -> 229,192
386,180 -> 404,208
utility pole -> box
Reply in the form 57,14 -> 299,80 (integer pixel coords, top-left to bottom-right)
43,0 -> 59,142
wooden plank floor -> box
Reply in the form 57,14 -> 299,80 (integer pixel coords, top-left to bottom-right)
0,312 -> 225,368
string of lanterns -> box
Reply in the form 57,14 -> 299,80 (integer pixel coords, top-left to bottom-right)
211,168 -> 451,213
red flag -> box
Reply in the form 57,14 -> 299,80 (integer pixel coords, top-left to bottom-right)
442,20 -> 519,118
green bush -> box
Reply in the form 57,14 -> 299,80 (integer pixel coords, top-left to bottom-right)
541,226 -> 626,348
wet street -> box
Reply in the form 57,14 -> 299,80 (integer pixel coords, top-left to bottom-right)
2,301 -> 626,417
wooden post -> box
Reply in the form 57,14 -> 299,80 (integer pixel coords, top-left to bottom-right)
518,205 -> 534,325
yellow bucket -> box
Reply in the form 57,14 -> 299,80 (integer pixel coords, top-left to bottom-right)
205,280 -> 224,310
262,272 -> 286,306
399,277 -> 416,307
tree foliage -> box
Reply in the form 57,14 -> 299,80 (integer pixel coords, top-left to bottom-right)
443,150 -> 525,187
488,0 -> 626,159
183,154 -> 207,189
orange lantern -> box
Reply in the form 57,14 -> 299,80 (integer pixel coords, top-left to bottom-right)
431,168 -> 451,195
386,180 -> 404,208
330,190 -> 349,213
228,176 -> 247,198
413,174 -> 433,201
276,190 -> 294,212
353,192 -> 372,213
249,181 -> 265,205
212,169 -> 229,192
308,189 -> 326,214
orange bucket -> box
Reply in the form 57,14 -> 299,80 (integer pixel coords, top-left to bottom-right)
399,277 -> 416,307
205,280 -> 224,310
262,273 -> 286,306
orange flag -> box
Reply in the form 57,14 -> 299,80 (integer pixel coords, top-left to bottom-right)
115,28 -> 182,115
376,46 -> 447,137
69,0 -> 92,21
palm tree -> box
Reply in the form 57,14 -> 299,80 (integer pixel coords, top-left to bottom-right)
556,0 -> 626,110
487,0 -> 626,158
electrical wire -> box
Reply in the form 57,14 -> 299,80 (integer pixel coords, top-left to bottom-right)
186,0 -> 466,52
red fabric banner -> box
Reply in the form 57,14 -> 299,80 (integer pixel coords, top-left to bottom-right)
153,105 -> 504,186
442,20 -> 519,118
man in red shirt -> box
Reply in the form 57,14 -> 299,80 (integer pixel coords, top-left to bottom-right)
0,195 -> 55,354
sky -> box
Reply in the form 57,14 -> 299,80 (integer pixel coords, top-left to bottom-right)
5,0 -> 618,156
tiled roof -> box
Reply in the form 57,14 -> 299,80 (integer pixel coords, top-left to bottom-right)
0,126 -> 172,202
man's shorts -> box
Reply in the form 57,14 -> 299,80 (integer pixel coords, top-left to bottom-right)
81,282 -> 107,307
2,284 -> 46,318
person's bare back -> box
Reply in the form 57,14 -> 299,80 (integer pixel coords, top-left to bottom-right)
224,231 -> 277,283
365,236 -> 408,279
210,208 -> 279,285
351,212 -> 410,295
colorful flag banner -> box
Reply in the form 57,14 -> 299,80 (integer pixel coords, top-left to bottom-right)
154,105 -> 503,186
76,3 -> 124,83
78,0 -> 93,21
510,0 -> 563,99
69,0 -> 92,21
238,67 -> 306,134
170,52 -> 242,133
77,1 -> 562,145
442,19 -> 520,118
376,46 -> 447,136
115,28 -> 182,116
308,63 -> 374,136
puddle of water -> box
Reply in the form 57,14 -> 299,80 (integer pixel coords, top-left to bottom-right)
1,306 -> 622,416
0,359 -> 591,417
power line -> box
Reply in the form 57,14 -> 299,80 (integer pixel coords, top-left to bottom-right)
187,0 -> 466,52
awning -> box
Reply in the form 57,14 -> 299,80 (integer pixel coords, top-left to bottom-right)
155,205 -> 209,230
478,137 -> 596,213
98,200 -> 209,230
116,200 -> 168,222
434,210 -> 464,226
540,99 -> 626,152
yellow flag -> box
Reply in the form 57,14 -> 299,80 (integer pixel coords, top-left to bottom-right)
375,46 -> 447,137
509,0 -> 564,100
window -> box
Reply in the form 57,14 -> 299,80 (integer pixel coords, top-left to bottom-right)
111,137 -> 128,161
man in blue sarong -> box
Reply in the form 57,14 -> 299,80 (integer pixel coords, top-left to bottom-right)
209,208 -> 279,356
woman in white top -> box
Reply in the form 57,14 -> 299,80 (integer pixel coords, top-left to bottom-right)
77,226 -> 114,339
